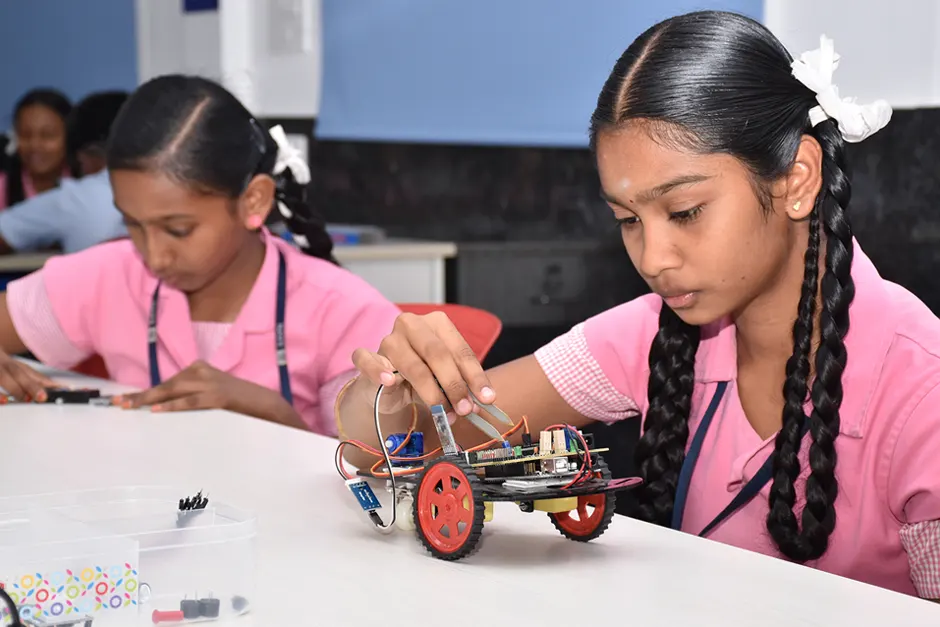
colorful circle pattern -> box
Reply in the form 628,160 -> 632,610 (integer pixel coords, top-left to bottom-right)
3,563 -> 139,617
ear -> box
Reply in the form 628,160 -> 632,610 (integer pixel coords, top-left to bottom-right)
779,135 -> 823,221
238,174 -> 276,228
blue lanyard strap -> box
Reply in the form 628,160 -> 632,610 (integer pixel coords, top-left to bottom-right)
148,249 -> 293,405
669,380 -> 768,536
670,381 -> 810,536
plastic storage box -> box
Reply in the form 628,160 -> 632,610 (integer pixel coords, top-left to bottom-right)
0,486 -> 256,625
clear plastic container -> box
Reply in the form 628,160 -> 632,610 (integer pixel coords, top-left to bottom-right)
0,486 -> 256,625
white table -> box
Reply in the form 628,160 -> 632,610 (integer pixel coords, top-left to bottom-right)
1,367 -> 938,626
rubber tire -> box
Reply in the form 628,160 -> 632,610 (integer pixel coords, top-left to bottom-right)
548,457 -> 616,542
413,457 -> 486,560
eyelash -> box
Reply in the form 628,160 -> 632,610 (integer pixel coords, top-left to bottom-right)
122,219 -> 192,239
616,206 -> 704,229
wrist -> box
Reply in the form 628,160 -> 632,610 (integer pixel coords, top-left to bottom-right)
231,382 -> 302,427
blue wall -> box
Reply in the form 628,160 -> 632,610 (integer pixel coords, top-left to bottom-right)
0,0 -> 138,128
317,0 -> 764,147
0,1 -> 764,147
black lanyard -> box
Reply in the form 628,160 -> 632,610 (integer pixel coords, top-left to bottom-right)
148,249 -> 294,405
671,380 -> 776,536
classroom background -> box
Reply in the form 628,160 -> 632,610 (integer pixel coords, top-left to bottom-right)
1,1 -> 939,625
1,0 -> 935,366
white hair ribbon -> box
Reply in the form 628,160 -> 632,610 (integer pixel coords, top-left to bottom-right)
790,35 -> 892,143
267,124 -> 311,221
3,132 -> 16,156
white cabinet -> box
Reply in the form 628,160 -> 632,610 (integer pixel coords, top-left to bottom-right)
334,240 -> 456,305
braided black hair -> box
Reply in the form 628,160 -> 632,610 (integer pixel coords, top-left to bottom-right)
590,11 -> 855,562
5,88 -> 72,206
105,75 -> 336,265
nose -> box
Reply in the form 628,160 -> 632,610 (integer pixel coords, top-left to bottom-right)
636,222 -> 682,279
140,232 -> 173,275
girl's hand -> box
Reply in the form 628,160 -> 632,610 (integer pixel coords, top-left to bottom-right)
115,360 -> 295,423
350,311 -> 495,417
0,352 -> 55,402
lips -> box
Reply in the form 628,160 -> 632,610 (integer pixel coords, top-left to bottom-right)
656,290 -> 699,310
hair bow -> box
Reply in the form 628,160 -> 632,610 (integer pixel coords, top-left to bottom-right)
791,35 -> 892,143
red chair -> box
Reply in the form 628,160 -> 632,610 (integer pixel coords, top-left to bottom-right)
396,303 -> 502,362
72,354 -> 110,380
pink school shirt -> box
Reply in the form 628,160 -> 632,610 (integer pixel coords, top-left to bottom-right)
535,239 -> 940,598
6,229 -> 402,435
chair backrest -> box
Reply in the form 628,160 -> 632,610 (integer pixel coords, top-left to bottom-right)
72,354 -> 110,380
395,303 -> 502,362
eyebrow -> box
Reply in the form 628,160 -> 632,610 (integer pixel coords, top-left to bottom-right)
601,174 -> 713,206
114,206 -> 193,222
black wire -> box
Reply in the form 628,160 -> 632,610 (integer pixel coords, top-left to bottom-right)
0,586 -> 23,627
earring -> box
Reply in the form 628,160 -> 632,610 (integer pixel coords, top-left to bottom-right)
792,200 -> 802,212
246,214 -> 263,230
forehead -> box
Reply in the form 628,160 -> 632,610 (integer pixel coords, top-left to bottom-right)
16,104 -> 64,126
109,169 -> 227,218
595,123 -> 746,200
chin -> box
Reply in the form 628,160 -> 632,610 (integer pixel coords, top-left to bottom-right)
665,299 -> 724,327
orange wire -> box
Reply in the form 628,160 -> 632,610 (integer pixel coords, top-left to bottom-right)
339,413 -> 530,479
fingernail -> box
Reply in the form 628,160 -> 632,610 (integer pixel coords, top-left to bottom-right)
121,400 -> 133,409
446,410 -> 457,425
480,387 -> 495,402
112,395 -> 123,404
379,372 -> 396,386
151,405 -> 163,412
456,399 -> 472,415
35,391 -> 46,402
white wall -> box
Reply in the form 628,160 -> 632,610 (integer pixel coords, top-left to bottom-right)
136,0 -> 321,118
765,0 -> 940,108
136,0 -> 221,83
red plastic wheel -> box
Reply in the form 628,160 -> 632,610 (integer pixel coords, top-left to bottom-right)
414,458 -> 484,560
549,458 -> 616,542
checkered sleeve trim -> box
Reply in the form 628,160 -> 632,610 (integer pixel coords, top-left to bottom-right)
534,322 -> 639,424
900,520 -> 940,599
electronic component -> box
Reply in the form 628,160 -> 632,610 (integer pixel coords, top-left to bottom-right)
178,490 -> 209,511
553,430 -> 566,454
346,478 -> 382,512
429,404 -> 458,455
231,595 -> 250,614
152,609 -> 184,623
385,432 -> 423,466
198,596 -> 220,618
180,598 -> 199,619
541,457 -> 574,474
539,430 -> 552,454
43,387 -> 102,404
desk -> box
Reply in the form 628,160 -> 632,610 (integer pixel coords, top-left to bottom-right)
1,367 -> 938,626
0,239 -> 458,303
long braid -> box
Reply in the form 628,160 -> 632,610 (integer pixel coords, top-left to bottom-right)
765,119 -> 853,562
633,304 -> 701,526
252,121 -> 338,265
272,166 -> 338,265
766,206 -> 820,557
800,121 -> 853,556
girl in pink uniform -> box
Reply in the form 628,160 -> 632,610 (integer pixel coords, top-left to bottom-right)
0,75 -> 400,434
337,12 -> 940,599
